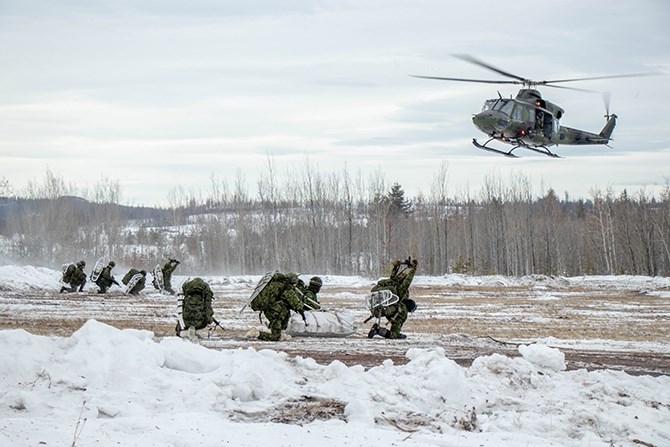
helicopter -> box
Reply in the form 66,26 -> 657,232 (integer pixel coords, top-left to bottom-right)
412,54 -> 655,158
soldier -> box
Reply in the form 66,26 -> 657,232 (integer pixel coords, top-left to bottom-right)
367,257 -> 418,340
297,276 -> 323,310
96,261 -> 120,293
122,268 -> 147,295
60,260 -> 87,293
161,258 -> 180,295
250,272 -> 305,341
176,277 -> 214,338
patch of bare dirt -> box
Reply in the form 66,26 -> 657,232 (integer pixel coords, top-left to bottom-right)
1,280 -> 669,376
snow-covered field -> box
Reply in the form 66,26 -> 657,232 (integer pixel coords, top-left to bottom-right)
1,265 -> 669,446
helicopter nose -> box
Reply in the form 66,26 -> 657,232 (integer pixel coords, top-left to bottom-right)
472,112 -> 498,134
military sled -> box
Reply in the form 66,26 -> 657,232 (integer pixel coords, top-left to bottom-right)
285,310 -> 356,337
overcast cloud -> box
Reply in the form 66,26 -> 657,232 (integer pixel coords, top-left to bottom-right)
1,0 -> 669,205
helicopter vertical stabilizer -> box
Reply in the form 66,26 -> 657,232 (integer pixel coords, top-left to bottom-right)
599,114 -> 617,140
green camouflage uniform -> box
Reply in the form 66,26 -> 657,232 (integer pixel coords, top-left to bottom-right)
162,260 -> 179,294
252,273 -> 304,341
96,263 -> 118,293
177,277 -> 214,335
61,263 -> 87,293
297,278 -> 321,310
370,260 -> 417,339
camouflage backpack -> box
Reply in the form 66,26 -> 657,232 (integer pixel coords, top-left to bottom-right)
249,273 -> 292,312
122,269 -> 139,285
62,264 -> 75,283
181,277 -> 214,330
371,278 -> 398,296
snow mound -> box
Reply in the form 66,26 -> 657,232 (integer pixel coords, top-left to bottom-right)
518,343 -> 566,372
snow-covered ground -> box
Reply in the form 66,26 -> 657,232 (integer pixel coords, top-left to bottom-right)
1,265 -> 669,447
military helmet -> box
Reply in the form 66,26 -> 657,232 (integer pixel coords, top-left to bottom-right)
108,261 -> 116,267
140,270 -> 147,276
286,272 -> 299,285
309,276 -> 323,288
405,299 -> 417,313
77,260 -> 86,268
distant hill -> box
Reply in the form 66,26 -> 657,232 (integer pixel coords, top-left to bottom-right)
0,196 -> 171,231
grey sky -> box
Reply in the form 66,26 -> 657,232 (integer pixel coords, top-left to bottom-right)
1,0 -> 669,205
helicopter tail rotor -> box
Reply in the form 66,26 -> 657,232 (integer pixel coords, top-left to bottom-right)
603,91 -> 612,119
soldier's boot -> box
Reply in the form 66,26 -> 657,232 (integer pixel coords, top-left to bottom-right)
60,286 -> 66,293
396,333 -> 407,339
367,323 -> 379,339
187,326 -> 197,341
377,327 -> 393,339
258,330 -> 281,341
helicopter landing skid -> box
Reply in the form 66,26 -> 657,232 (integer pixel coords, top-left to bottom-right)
472,139 -> 519,158
473,138 -> 562,158
523,145 -> 562,158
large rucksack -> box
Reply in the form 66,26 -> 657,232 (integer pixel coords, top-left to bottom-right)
180,278 -> 214,330
122,269 -> 139,285
62,264 -> 75,283
371,278 -> 398,296
249,273 -> 292,312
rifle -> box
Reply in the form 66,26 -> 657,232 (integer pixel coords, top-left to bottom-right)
206,317 -> 226,339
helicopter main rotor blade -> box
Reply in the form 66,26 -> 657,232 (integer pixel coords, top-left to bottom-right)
540,84 -> 597,93
452,54 -> 530,83
410,75 -> 518,85
542,72 -> 661,84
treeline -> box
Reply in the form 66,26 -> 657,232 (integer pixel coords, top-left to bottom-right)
1,166 -> 669,277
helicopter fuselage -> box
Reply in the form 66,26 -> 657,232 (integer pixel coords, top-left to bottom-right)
472,89 -> 616,154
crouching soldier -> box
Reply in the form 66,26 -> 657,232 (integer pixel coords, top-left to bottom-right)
297,276 -> 323,310
249,272 -> 305,341
122,269 -> 147,295
367,257 -> 418,340
176,277 -> 214,339
96,261 -> 120,293
60,260 -> 87,293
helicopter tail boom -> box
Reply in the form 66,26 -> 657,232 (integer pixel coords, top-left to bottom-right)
599,113 -> 617,140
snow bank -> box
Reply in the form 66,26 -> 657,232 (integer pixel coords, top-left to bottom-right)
1,320 -> 668,447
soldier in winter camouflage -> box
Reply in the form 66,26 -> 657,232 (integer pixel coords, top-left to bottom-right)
60,260 -> 87,293
297,276 -> 323,310
96,261 -> 120,293
161,259 -> 180,295
367,257 -> 418,339
176,277 -> 214,337
250,272 -> 305,341
122,268 -> 147,295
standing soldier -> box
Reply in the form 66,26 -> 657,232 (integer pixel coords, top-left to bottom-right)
60,260 -> 87,293
367,257 -> 418,339
96,261 -> 120,293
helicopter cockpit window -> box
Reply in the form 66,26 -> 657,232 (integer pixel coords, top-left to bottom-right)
482,99 -> 498,112
511,104 -> 530,122
500,100 -> 515,116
